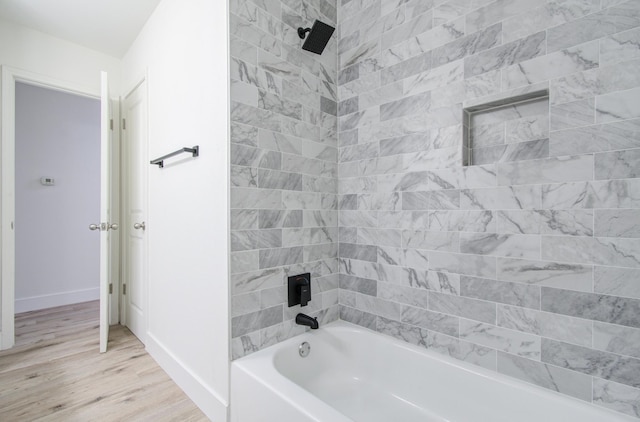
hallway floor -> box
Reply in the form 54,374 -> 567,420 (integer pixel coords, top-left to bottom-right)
0,301 -> 208,421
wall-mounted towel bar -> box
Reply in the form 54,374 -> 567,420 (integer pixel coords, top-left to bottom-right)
150,146 -> 199,168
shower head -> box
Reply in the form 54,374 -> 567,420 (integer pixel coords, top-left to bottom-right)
298,20 -> 335,55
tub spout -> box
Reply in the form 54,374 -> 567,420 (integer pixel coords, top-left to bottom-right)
296,313 -> 319,329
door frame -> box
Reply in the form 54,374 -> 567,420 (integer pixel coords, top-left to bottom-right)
119,73 -> 149,340
0,66 -> 120,349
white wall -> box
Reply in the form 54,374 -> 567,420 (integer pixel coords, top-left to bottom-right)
15,82 -> 100,312
0,17 -> 121,94
121,0 -> 230,420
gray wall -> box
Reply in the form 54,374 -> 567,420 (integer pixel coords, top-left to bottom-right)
15,82 -> 100,312
230,0 -> 640,418
229,0 -> 340,358
336,0 -> 640,418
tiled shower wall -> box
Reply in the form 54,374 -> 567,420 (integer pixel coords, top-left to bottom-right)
336,0 -> 640,418
229,0 -> 340,358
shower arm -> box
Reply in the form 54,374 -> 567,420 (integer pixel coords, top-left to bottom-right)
297,27 -> 311,39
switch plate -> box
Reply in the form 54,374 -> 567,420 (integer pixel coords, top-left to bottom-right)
287,273 -> 311,307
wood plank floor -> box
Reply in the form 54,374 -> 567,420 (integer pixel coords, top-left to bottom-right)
0,301 -> 208,421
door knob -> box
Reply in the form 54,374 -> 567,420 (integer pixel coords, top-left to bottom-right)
89,224 -> 100,231
133,222 -> 146,230
109,223 -> 119,230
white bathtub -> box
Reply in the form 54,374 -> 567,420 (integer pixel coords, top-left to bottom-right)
231,321 -> 636,422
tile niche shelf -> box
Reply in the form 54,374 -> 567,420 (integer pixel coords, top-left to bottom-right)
463,90 -> 550,167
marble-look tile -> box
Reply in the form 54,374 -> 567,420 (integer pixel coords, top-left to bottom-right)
542,236 -> 640,268
596,149 -> 640,180
340,305 -> 377,330
597,87 -> 640,124
429,165 -> 497,190
547,1 -> 640,52
402,190 -> 459,210
355,293 -> 402,321
258,169 -> 302,190
593,379 -> 640,419
231,166 -> 258,187
502,0 -> 600,44
378,281 -> 430,309
497,257 -> 593,292
339,209 -> 377,228
231,144 -> 281,169
465,0 -> 539,34
231,122 -> 259,147
231,187 -> 283,209
431,23 -> 502,67
378,246 -> 430,269
380,91 -> 432,121
402,230 -> 460,252
460,233 -> 540,260
594,266 -> 640,300
497,352 -> 592,401
498,305 -> 592,347
429,291 -> 496,324
460,186 -> 542,210
231,267 -> 284,295
497,155 -> 593,186
461,276 -> 540,309
502,41 -> 599,90
542,338 -> 640,389
258,209 -> 302,229
595,209 -> 640,238
428,330 -> 498,370
340,274 -> 377,296
471,138 -> 549,166
470,121 -> 504,148
496,210 -> 541,234
231,250 -> 260,274
404,60 -> 465,98
429,210 -> 496,233
594,322 -> 640,359
339,242 -> 378,262
340,39 -> 380,68
401,305 -> 459,336
460,319 -> 541,359
231,101 -> 282,131
232,291 -> 260,317
231,229 -> 282,251
542,179 -> 640,210
601,26 -> 640,65
259,246 -> 303,268
464,31 -> 546,78
550,98 -> 595,130
380,51 -> 432,86
258,130 -> 302,155
541,287 -> 640,329
505,115 -> 549,144
433,0 -> 494,26
258,49 -> 302,83
358,228 -> 402,247
231,80 -> 259,107
231,305 -> 283,337
380,10 -> 433,50
549,118 -> 640,156
539,210 -> 594,237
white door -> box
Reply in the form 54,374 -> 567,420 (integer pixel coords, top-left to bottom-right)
99,71 -> 116,353
122,80 -> 148,344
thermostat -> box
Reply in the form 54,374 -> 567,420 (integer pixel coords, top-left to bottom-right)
40,177 -> 55,186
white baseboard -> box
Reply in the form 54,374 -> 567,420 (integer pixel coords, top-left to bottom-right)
15,287 -> 100,313
145,332 -> 229,421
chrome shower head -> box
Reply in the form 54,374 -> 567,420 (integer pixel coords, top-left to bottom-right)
298,20 -> 335,55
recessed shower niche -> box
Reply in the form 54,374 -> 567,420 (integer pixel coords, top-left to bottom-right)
463,90 -> 550,166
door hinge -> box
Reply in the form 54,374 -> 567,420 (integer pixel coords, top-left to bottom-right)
123,284 -> 127,295
109,283 -> 113,294
110,119 -> 114,130
122,118 -> 126,130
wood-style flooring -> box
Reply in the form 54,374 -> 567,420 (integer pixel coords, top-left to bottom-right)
0,301 -> 208,421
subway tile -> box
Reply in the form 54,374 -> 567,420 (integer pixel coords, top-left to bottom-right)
465,0 -> 539,34
461,276 -> 540,310
460,319 -> 541,359
594,266 -> 640,300
464,31 -> 546,78
429,291 -> 496,324
402,230 -> 460,252
231,209 -> 259,230
429,210 -> 496,233
340,305 -> 377,330
549,118 -> 640,156
593,379 -> 640,419
380,91 -> 432,121
427,330 -> 497,370
595,149 -> 640,180
497,257 -> 593,292
377,246 -> 430,269
541,180 -> 640,210
497,352 -> 592,401
471,139 -> 549,166
542,338 -> 640,389
231,229 -> 282,251
231,267 -> 284,295
460,186 -> 542,210
498,305 -> 592,347
339,242 -> 378,262
547,1 -> 640,52
541,287 -> 640,329
595,209 -> 640,238
601,26 -> 640,65
594,322 -> 640,359
550,98 -> 595,130
231,305 -> 283,337
596,87 -> 640,123
401,305 -> 459,336
497,155 -> 593,186
258,169 -> 302,190
378,282 -> 430,309
541,236 -> 640,268
259,246 -> 303,268
460,233 -> 540,260
356,294 -> 402,321
431,23 -> 502,67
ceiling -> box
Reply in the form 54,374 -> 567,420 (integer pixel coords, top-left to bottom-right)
0,0 -> 162,58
